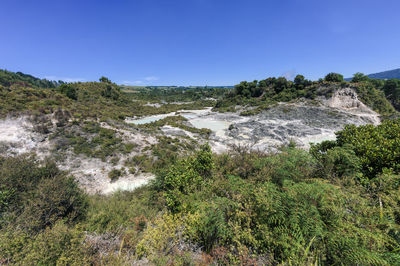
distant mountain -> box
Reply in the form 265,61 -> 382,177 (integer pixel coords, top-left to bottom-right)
345,68 -> 400,81
367,68 -> 400,79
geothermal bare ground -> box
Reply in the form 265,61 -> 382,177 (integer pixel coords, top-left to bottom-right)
0,88 -> 380,194
137,88 -> 380,153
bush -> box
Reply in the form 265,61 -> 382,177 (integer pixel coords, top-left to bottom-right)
311,120 -> 400,179
0,155 -> 87,232
336,120 -> 400,178
170,173 -> 399,264
351,72 -> 369,82
0,222 -> 91,265
254,147 -> 316,185
157,144 -> 213,212
58,84 -> 77,100
18,175 -> 88,232
84,187 -> 162,234
108,168 -> 124,181
311,144 -> 362,179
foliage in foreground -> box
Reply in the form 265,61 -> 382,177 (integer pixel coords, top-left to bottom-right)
132,138 -> 399,264
312,119 -> 400,179
1,122 -> 400,265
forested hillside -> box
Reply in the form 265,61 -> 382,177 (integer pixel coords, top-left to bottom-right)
0,69 -> 60,88
368,68 -> 400,80
215,72 -> 398,116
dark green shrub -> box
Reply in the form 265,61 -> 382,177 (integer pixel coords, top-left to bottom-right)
351,72 -> 369,82
254,147 -> 316,185
99,76 -> 112,83
324,72 -> 344,82
108,168 -> 124,181
312,120 -> 400,179
18,175 -> 88,232
0,155 -> 87,232
311,144 -> 362,179
58,84 -> 77,100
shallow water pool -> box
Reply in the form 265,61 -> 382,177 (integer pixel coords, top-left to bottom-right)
189,118 -> 231,133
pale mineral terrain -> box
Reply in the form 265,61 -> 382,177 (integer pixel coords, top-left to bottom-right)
0,88 -> 380,194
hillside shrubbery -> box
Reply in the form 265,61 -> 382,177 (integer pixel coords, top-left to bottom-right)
0,155 -> 90,264
0,69 -> 60,88
214,73 -> 397,116
0,79 -> 221,121
350,72 -> 400,112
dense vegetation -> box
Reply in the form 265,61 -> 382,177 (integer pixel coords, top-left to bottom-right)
1,120 -> 400,264
215,72 -> 397,116
369,78 -> 400,111
123,85 -> 228,103
0,69 -> 60,88
0,78 -> 130,119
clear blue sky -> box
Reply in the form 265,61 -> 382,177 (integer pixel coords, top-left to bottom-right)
1,0 -> 399,86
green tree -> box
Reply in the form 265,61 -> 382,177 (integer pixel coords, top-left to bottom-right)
0,156 -> 87,232
294,74 -> 305,85
274,77 -> 289,93
324,72 -> 344,82
159,144 -> 213,212
351,72 -> 369,82
99,76 -> 111,83
383,79 -> 400,96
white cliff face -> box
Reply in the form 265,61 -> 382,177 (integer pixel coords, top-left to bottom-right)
0,118 -> 34,154
327,88 -> 364,109
323,88 -> 380,125
324,88 -> 380,124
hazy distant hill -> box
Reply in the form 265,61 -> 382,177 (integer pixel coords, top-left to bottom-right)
368,68 -> 400,79
345,68 -> 400,81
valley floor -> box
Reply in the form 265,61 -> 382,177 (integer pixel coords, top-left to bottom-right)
0,88 -> 380,195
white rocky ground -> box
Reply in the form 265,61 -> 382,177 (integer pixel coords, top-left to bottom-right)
131,88 -> 380,153
0,117 -> 52,157
57,151 -> 155,195
0,115 -> 157,195
0,88 -> 381,194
